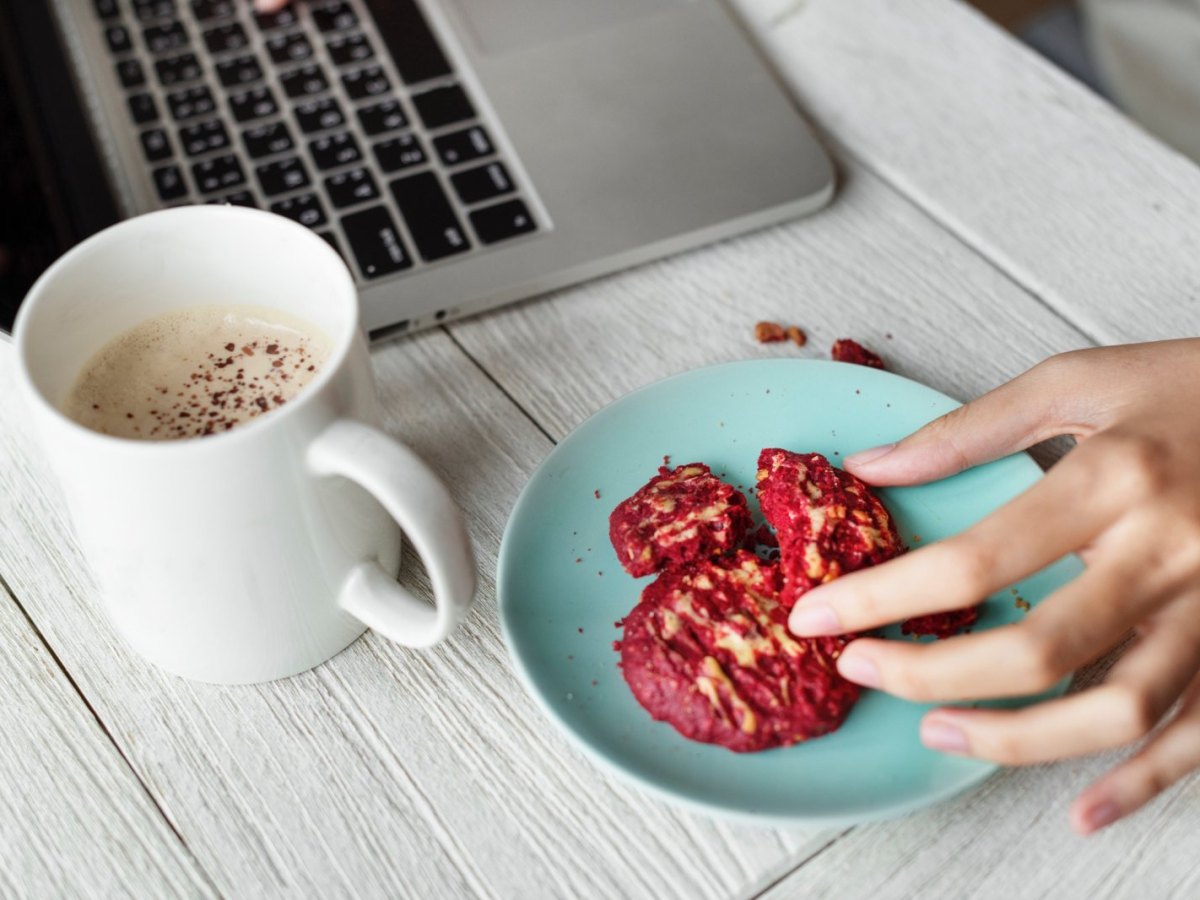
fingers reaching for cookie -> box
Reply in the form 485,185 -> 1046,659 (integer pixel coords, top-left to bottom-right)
794,340 -> 1200,835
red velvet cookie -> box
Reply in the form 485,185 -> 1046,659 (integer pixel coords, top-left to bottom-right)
757,449 -> 977,636
617,552 -> 859,752
756,449 -> 904,603
609,463 -> 752,578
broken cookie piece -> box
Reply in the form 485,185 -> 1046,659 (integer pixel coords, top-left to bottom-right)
609,463 -> 752,578
756,449 -> 904,604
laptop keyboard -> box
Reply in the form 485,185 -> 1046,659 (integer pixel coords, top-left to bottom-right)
89,0 -> 540,283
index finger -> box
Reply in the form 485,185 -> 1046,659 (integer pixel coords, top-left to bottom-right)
788,440 -> 1115,637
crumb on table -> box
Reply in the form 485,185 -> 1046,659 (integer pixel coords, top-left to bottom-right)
754,321 -> 787,343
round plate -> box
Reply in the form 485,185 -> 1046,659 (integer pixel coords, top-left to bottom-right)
498,360 -> 1080,825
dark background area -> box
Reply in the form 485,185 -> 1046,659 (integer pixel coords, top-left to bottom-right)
0,45 -> 63,335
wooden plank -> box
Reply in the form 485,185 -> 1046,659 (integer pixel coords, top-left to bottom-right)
747,0 -> 1200,344
447,164 -> 1093,441
756,760 -> 1200,899
755,656 -> 1200,899
0,336 -> 815,900
0,578 -> 214,899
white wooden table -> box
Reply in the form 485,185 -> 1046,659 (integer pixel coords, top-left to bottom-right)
4,1 -> 1199,896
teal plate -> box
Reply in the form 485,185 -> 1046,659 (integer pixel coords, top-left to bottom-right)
498,360 -> 1081,825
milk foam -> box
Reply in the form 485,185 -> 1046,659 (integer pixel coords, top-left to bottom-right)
63,305 -> 333,440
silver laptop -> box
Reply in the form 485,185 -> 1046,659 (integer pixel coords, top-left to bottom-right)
46,0 -> 834,340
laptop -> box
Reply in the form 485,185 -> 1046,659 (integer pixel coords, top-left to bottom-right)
0,0 -> 834,340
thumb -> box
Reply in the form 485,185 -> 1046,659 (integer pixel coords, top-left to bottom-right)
844,357 -> 1080,486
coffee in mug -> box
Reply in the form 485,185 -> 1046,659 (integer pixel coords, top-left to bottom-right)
63,305 -> 331,440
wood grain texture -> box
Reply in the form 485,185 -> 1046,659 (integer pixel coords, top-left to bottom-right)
758,755 -> 1200,900
751,0 -> 1200,344
446,163 -> 1093,441
0,335 -> 817,900
758,652 -> 1200,899
0,578 -> 213,899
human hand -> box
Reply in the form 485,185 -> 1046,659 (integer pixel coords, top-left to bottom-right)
253,0 -> 288,13
788,339 -> 1200,835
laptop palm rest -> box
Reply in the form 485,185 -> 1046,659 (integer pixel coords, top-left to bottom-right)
448,0 -> 695,56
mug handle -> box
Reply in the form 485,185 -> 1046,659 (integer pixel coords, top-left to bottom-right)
307,419 -> 476,647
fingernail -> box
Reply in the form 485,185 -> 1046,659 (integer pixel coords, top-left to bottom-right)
1083,801 -> 1121,834
845,443 -> 896,469
789,604 -> 840,636
837,653 -> 881,688
920,717 -> 970,755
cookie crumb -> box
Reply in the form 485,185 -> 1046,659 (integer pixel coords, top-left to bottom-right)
754,321 -> 787,343
831,338 -> 886,370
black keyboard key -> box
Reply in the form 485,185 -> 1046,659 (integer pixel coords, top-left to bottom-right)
140,127 -> 173,162
155,52 -> 202,86
128,93 -> 159,124
470,199 -> 536,245
357,100 -> 407,136
256,157 -> 310,196
116,58 -> 146,88
341,66 -> 389,101
294,97 -> 344,133
229,87 -> 278,122
254,8 -> 297,31
106,25 -> 133,54
94,0 -> 120,20
192,153 -> 246,193
216,55 -> 263,87
203,23 -> 247,54
363,0 -> 452,86
143,22 -> 188,54
433,126 -> 493,166
209,190 -> 257,207
133,0 -> 175,22
451,162 -> 515,205
341,206 -> 412,278
152,163 -> 187,200
309,132 -> 361,170
390,171 -> 469,261
327,34 -> 373,66
242,121 -> 293,158
179,119 -> 230,155
281,65 -> 329,99
265,31 -> 312,64
191,0 -> 233,22
325,168 -> 379,208
270,192 -> 327,228
312,2 -> 357,33
412,85 -> 474,130
166,85 -> 215,121
373,133 -> 425,173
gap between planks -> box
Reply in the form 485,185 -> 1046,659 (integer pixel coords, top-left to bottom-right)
0,568 -> 226,899
441,324 -> 557,447
815,133 -> 1108,349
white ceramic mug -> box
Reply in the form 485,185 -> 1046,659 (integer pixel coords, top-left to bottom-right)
13,206 -> 476,684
